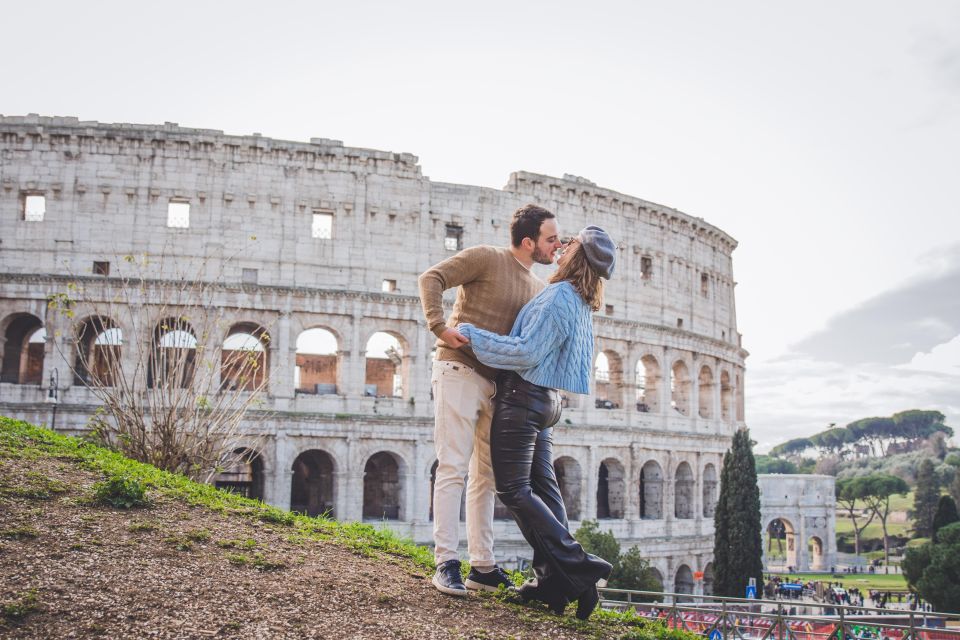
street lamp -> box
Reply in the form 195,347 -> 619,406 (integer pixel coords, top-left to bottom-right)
45,369 -> 59,430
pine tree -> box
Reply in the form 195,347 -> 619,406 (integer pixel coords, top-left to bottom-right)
913,458 -> 940,539
932,495 -> 959,543
712,428 -> 764,597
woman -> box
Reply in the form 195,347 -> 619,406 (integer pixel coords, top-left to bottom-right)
457,225 -> 616,620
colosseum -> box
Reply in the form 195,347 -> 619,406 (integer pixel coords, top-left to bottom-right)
0,114 -> 747,595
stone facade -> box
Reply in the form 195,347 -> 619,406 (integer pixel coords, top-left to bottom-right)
0,115 -> 749,595
759,474 -> 837,572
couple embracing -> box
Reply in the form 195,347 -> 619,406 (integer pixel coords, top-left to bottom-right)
418,204 -> 616,620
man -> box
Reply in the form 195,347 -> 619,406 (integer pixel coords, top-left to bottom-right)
418,204 -> 562,596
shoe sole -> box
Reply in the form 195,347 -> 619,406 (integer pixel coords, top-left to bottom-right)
464,578 -> 506,593
432,574 -> 468,597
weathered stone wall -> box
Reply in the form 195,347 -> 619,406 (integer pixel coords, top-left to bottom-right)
0,115 -> 750,594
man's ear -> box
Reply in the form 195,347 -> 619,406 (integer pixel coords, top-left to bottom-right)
520,237 -> 535,252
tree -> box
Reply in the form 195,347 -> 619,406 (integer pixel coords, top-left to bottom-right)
769,437 -> 813,460
859,473 -> 910,564
574,520 -> 662,595
952,470 -> 960,508
902,522 -> 960,613
836,477 -> 876,556
932,495 -> 959,543
712,428 -> 764,598
755,455 -> 798,475
47,248 -> 273,481
913,458 -> 940,539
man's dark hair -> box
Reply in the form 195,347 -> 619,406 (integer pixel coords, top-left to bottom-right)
510,204 -> 556,248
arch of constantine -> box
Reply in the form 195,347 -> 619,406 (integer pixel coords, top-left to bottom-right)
0,115 -> 749,594
759,474 -> 837,572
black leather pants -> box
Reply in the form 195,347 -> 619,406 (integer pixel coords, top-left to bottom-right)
490,371 -> 612,601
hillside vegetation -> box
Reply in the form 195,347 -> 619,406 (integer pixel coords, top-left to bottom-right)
0,417 -> 695,640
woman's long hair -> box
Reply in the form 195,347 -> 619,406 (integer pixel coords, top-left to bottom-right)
549,243 -> 605,311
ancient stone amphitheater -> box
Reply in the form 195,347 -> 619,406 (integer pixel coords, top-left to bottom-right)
0,115 -> 748,595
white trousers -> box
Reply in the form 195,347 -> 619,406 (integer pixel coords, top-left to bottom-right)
431,360 -> 497,567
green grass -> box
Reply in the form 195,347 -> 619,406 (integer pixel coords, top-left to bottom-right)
766,571 -> 908,591
834,517 -> 911,539
0,416 -> 702,638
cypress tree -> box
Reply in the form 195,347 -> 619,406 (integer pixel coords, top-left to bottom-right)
932,495 -> 959,543
712,428 -> 764,598
913,458 -> 939,538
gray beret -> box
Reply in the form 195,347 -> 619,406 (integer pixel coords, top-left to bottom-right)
578,225 -> 616,279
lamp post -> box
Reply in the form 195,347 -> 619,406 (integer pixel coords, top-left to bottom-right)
45,369 -> 59,430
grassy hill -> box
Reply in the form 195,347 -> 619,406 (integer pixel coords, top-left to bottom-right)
0,417 -> 693,640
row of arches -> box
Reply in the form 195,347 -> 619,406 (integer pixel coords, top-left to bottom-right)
1,313 -> 407,398
218,446 -> 719,524
594,351 -> 744,421
3,311 -> 745,421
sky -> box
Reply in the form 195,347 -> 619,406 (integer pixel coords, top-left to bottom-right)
2,1 -> 958,451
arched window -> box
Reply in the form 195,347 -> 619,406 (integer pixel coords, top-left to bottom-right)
720,371 -> 733,421
554,456 -> 582,520
1,314 -> 45,384
221,323 -> 269,391
674,462 -> 694,519
363,452 -> 402,520
290,449 -> 336,517
148,319 -> 196,389
76,316 -> 123,387
594,350 -> 624,409
698,365 -> 713,419
702,464 -> 718,518
295,327 -> 339,395
364,332 -> 405,398
703,563 -> 714,596
596,458 -> 625,519
639,460 -> 663,520
213,448 -> 264,500
670,360 -> 691,416
635,355 -> 660,412
675,565 -> 694,601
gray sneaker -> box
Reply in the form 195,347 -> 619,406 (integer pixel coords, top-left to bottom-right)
432,559 -> 467,597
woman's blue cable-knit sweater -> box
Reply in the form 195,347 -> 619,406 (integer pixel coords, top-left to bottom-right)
457,281 -> 594,394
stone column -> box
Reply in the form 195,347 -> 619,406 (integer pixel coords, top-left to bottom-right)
584,445 -> 599,520
271,311 -> 294,403
268,431 -> 293,510
340,311 -> 366,397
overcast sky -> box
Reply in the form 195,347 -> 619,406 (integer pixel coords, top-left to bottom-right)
2,1 -> 958,451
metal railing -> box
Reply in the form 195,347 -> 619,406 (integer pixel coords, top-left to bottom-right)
597,589 -> 960,640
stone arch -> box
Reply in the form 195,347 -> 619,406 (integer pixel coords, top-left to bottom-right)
363,451 -> 405,520
703,562 -> 715,596
596,458 -> 625,519
702,463 -> 718,518
213,447 -> 265,500
1,313 -> 45,384
594,349 -> 624,408
698,365 -> 714,419
147,317 -> 196,389
765,517 -> 797,569
363,330 -> 408,398
295,326 -> 339,395
221,322 -> 270,391
554,456 -> 583,520
808,536 -> 825,571
639,460 -> 664,519
670,359 -> 691,416
674,461 -> 695,519
675,564 -> 694,600
76,316 -> 123,387
290,449 -> 336,517
635,354 -> 660,413
720,370 -> 733,421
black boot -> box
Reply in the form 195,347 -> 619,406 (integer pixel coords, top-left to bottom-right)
575,584 -> 600,620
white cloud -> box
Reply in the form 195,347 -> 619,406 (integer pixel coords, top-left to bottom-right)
898,334 -> 960,375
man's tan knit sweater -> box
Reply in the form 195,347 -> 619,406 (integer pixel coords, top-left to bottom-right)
418,245 -> 545,381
